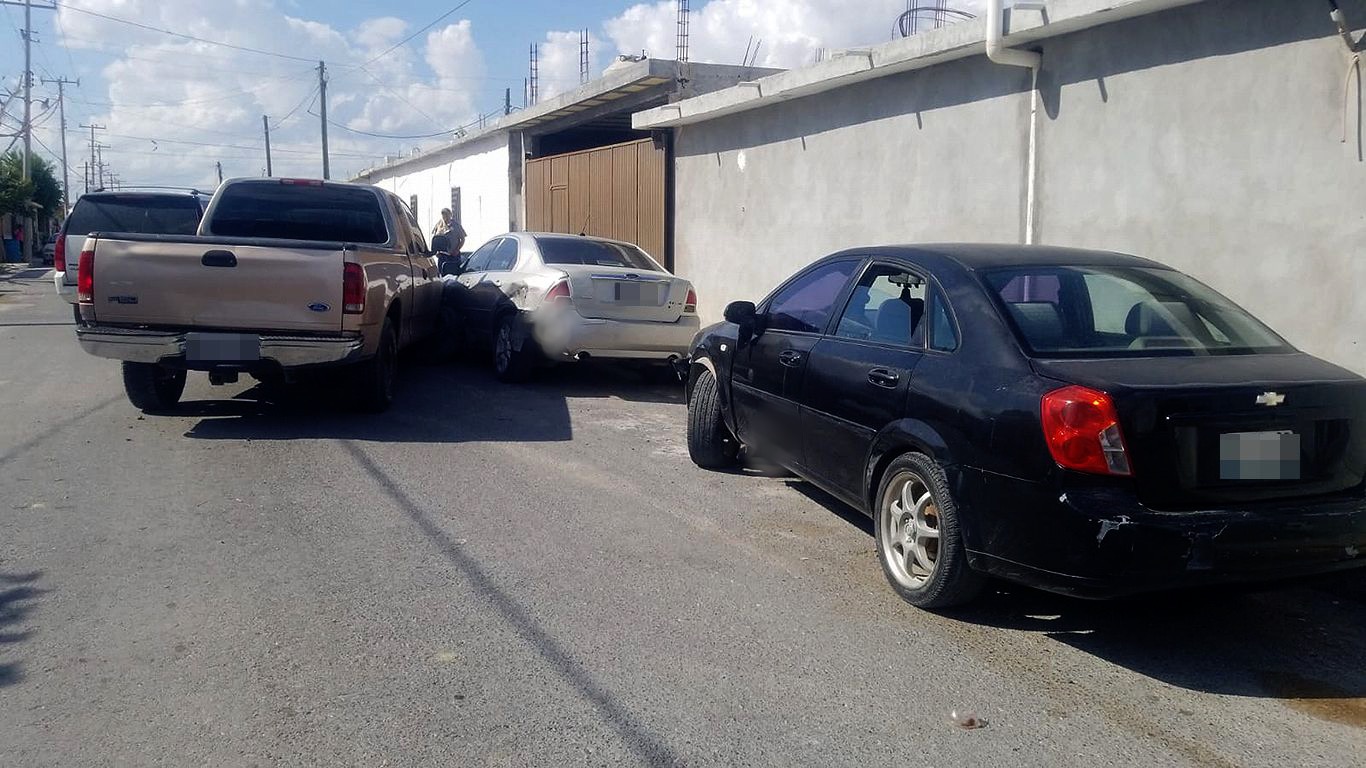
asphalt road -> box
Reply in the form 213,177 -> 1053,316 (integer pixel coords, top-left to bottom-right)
2,264 -> 1364,767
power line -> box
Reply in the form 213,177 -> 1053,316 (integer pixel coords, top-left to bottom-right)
360,0 -> 478,68
272,84 -> 318,130
52,1 -> 320,63
309,107 -> 502,140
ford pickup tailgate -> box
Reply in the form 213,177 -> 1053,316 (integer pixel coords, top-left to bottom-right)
89,236 -> 346,333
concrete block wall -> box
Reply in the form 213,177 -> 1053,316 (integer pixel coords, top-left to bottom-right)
670,0 -> 1366,374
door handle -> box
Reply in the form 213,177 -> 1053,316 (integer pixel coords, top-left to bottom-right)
777,350 -> 805,367
201,250 -> 236,268
867,368 -> 900,388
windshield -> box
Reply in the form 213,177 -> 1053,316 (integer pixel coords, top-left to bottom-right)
984,265 -> 1291,357
65,195 -> 202,236
536,237 -> 662,271
208,183 -> 389,243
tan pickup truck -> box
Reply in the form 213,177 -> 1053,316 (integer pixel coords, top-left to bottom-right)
75,178 -> 443,413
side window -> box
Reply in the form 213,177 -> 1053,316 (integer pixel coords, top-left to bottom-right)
393,197 -> 428,254
929,288 -> 959,352
488,238 -> 519,271
464,239 -> 499,272
833,263 -> 927,347
764,260 -> 859,334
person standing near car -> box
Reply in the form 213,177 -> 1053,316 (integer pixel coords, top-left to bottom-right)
432,208 -> 466,255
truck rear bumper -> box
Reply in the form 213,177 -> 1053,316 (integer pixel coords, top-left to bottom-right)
77,326 -> 364,368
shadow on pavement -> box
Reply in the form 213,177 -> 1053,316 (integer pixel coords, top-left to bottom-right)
181,358 -> 682,443
0,571 -> 45,688
340,440 -> 683,764
780,476 -> 1366,722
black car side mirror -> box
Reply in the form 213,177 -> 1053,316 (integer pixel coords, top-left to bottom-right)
431,233 -> 452,254
724,300 -> 757,325
439,258 -> 462,277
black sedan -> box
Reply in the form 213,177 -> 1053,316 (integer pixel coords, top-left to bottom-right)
684,245 -> 1366,609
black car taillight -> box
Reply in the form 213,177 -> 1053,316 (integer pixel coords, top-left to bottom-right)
1041,385 -> 1132,476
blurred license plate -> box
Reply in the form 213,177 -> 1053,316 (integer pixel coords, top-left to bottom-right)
612,281 -> 660,305
186,333 -> 260,362
1219,431 -> 1300,480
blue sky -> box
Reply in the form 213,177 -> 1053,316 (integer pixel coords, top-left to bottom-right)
0,1 -> 958,189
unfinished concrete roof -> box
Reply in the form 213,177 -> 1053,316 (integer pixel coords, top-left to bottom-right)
634,0 -> 1207,129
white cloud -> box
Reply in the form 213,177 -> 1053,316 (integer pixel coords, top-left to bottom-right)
49,0 -> 487,188
602,0 -> 983,69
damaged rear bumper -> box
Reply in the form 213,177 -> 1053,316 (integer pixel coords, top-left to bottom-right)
957,467 -> 1366,599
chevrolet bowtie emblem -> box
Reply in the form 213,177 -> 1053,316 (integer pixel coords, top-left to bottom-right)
1256,391 -> 1286,407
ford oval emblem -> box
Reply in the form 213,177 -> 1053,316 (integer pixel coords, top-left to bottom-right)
308,302 -> 330,313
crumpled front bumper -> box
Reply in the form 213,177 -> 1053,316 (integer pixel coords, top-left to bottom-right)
76,326 -> 365,368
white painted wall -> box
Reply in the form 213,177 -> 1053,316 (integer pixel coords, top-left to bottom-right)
369,133 -> 512,250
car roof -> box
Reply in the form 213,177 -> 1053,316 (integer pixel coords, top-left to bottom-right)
513,231 -> 643,248
826,243 -> 1169,271
80,189 -> 204,199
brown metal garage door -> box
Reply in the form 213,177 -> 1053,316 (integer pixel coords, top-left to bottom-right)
525,138 -> 667,266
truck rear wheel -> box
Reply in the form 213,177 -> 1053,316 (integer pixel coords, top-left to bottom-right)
355,320 -> 398,412
122,362 -> 186,414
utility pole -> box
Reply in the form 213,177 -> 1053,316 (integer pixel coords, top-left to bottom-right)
40,76 -> 77,215
317,60 -> 330,180
216,161 -> 223,185
0,1 -> 56,260
79,123 -> 105,192
262,115 -> 273,176
504,87 -> 511,116
95,144 -> 105,189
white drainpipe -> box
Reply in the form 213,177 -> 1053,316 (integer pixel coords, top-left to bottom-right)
986,0 -> 1042,245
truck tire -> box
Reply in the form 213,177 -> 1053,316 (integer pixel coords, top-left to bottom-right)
492,313 -> 536,383
355,320 -> 398,412
122,362 -> 186,414
687,368 -> 740,469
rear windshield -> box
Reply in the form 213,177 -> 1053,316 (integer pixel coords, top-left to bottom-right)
536,238 -> 661,271
66,195 -> 202,236
208,183 -> 388,243
984,265 -> 1291,357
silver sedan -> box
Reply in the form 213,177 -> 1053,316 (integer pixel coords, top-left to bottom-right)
441,232 -> 700,382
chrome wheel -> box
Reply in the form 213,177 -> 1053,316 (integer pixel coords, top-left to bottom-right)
494,322 -> 512,374
880,470 -> 942,589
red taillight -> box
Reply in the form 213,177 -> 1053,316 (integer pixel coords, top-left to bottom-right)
343,262 -> 365,314
1041,385 -> 1132,476
684,288 -> 697,314
76,244 -> 95,304
54,233 -> 66,273
545,278 -> 572,304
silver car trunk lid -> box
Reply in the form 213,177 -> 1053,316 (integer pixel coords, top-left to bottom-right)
560,264 -> 689,323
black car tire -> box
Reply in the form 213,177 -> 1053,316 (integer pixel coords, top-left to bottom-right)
687,368 -> 740,469
874,452 -> 985,609
355,320 -> 398,413
72,304 -> 82,326
492,313 -> 535,383
122,362 -> 186,414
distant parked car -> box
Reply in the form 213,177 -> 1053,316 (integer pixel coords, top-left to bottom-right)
685,244 -> 1366,609
54,189 -> 207,322
441,233 -> 698,382
40,235 -> 56,265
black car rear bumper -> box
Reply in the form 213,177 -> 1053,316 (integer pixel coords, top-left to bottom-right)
957,467 -> 1366,599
